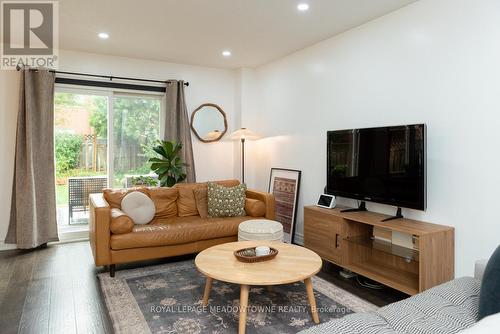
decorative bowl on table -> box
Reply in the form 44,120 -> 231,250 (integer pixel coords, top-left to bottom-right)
234,247 -> 279,263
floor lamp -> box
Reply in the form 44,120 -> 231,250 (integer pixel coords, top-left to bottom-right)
230,128 -> 259,184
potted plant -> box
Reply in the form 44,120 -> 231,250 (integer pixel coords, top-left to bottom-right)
148,140 -> 187,187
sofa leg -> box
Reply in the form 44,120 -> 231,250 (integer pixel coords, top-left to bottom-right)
110,264 -> 116,277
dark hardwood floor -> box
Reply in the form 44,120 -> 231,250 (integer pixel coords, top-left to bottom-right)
0,242 -> 113,334
0,241 -> 407,334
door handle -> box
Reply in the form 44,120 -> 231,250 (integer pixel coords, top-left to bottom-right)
335,233 -> 340,248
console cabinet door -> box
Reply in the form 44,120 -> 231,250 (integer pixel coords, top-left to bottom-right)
304,208 -> 344,265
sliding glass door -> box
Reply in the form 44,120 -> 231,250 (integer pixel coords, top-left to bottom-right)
112,95 -> 161,188
54,91 -> 109,231
54,89 -> 162,233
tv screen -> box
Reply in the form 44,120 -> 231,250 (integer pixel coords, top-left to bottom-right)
327,124 -> 426,210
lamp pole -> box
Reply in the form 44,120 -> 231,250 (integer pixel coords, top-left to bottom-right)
230,127 -> 258,185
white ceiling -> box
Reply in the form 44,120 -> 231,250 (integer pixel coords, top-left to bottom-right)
60,0 -> 417,69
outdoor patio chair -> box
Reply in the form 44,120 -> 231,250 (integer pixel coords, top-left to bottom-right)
68,176 -> 108,224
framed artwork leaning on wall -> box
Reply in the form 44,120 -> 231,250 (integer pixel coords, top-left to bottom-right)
268,168 -> 301,244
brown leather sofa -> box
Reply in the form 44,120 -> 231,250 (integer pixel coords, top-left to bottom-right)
89,180 -> 275,276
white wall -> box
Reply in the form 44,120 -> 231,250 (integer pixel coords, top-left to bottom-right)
243,0 -> 500,277
0,50 -> 238,245
233,68 -> 262,181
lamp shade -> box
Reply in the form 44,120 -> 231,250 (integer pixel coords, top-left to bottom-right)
229,127 -> 260,141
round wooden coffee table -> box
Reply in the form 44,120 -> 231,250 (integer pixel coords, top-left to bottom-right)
195,241 -> 323,334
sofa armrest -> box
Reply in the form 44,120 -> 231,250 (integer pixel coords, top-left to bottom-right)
89,193 -> 111,266
475,259 -> 488,281
246,189 -> 275,220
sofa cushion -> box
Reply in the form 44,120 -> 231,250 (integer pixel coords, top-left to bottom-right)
193,187 -> 208,218
110,208 -> 134,234
121,191 -> 156,225
175,180 -> 240,217
176,183 -> 203,217
208,182 -> 246,217
211,180 -> 241,188
245,198 -> 266,217
103,187 -> 149,209
110,215 -> 249,250
149,187 -> 178,220
478,244 -> 500,320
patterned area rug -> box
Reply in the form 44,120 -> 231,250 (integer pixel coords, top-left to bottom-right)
98,261 -> 376,334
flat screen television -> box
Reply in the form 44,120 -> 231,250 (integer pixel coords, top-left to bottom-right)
326,124 -> 426,211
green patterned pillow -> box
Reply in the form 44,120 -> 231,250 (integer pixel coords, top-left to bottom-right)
207,182 -> 247,217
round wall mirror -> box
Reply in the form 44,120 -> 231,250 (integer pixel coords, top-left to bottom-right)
190,103 -> 228,142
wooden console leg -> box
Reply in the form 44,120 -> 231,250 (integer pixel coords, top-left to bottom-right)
239,285 -> 250,334
109,264 -> 116,277
305,278 -> 319,324
202,277 -> 213,306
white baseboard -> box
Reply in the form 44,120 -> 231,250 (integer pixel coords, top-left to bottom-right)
0,230 -> 89,251
58,230 -> 89,241
50,237 -> 89,245
0,241 -> 17,251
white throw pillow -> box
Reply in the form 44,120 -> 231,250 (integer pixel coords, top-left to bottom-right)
460,312 -> 500,334
121,191 -> 155,225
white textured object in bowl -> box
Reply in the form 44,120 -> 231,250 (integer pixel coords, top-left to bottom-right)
121,191 -> 155,225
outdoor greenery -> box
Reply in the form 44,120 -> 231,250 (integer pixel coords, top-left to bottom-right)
55,93 -> 108,135
130,175 -> 158,187
54,92 -> 161,189
86,95 -> 160,150
55,133 -> 84,173
89,97 -> 108,137
56,168 -> 105,180
55,92 -> 161,154
53,92 -> 165,227
55,93 -> 107,181
112,96 -> 161,181
56,184 -> 68,206
149,140 -> 187,187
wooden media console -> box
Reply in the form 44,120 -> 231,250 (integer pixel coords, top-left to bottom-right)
304,206 -> 454,295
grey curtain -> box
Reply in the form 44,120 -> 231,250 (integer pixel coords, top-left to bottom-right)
6,68 -> 59,248
164,80 -> 196,182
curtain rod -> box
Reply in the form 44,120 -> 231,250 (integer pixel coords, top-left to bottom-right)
15,65 -> 189,86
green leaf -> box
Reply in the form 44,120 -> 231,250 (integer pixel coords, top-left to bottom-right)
163,141 -> 173,156
149,157 -> 167,163
166,176 -> 176,187
155,166 -> 169,175
152,146 -> 166,157
150,163 -> 163,170
147,139 -> 187,187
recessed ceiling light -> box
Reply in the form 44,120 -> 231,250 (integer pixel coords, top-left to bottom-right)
98,32 -> 109,39
297,3 -> 309,11
222,50 -> 231,57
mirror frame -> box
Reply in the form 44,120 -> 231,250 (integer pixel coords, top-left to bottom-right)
190,103 -> 228,143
